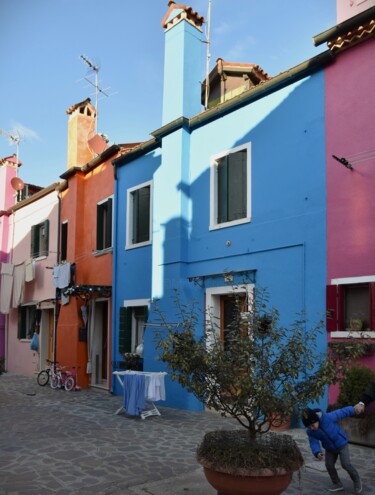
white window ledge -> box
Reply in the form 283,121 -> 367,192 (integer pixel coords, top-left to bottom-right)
330,331 -> 375,339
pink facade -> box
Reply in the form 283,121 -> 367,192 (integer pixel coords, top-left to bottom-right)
337,0 -> 375,23
4,186 -> 60,376
0,157 -> 19,359
326,34 -> 375,403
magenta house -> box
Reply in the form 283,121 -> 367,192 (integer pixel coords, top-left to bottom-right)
316,4 -> 375,402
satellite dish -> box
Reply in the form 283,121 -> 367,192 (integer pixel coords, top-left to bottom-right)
10,176 -> 25,191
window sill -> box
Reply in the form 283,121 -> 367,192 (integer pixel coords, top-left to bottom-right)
32,255 -> 47,261
92,247 -> 112,257
330,331 -> 375,339
125,240 -> 152,250
209,217 -> 251,231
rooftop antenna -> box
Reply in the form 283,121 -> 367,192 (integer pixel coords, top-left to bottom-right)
80,54 -> 110,133
0,127 -> 22,165
204,0 -> 212,110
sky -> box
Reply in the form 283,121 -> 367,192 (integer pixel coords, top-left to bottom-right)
0,0 -> 336,188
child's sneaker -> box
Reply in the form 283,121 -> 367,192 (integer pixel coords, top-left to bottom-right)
354,479 -> 362,493
328,483 -> 344,492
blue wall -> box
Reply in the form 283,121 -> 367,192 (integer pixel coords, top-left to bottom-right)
112,70 -> 328,411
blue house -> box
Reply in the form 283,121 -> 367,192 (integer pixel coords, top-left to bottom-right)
111,1 -> 330,411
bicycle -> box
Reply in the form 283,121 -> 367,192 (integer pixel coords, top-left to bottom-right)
50,365 -> 77,391
37,359 -> 59,386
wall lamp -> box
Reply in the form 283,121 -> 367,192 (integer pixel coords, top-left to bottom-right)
332,154 -> 353,170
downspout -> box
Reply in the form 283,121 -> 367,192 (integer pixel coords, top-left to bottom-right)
53,185 -> 64,364
110,159 -> 118,393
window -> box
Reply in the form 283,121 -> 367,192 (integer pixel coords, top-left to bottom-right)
119,302 -> 148,354
126,182 -> 152,248
210,143 -> 251,229
18,305 -> 40,340
61,221 -> 68,262
206,284 -> 254,349
96,197 -> 113,251
326,278 -> 375,336
31,220 -> 49,258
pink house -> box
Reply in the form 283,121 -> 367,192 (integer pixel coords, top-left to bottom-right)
1,180 -> 61,376
314,4 -> 375,403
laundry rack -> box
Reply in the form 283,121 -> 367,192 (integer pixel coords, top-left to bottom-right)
113,370 -> 167,420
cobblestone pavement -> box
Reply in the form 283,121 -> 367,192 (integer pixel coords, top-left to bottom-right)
0,372 -> 374,494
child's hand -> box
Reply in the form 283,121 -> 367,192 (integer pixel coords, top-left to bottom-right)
354,403 -> 365,415
316,452 -> 324,461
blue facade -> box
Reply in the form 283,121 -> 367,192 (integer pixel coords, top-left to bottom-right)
112,5 -> 327,411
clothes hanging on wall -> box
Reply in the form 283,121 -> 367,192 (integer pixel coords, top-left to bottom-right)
12,263 -> 25,308
25,258 -> 35,282
0,263 -> 14,314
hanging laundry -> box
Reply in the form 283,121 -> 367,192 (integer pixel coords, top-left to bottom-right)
53,265 -> 60,288
58,262 -> 71,288
25,258 -> 35,282
123,373 -> 145,416
12,263 -> 25,308
0,263 -> 14,314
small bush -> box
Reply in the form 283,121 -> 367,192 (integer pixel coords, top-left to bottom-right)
337,365 -> 375,406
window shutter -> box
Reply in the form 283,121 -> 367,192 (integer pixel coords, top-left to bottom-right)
119,307 -> 132,354
106,198 -> 113,248
370,283 -> 375,331
96,204 -> 103,250
326,284 -> 345,331
17,307 -> 26,339
217,156 -> 228,223
43,219 -> 49,256
30,225 -> 37,257
326,285 -> 338,331
137,187 -> 150,243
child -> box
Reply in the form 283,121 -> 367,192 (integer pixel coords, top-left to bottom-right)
302,407 -> 362,493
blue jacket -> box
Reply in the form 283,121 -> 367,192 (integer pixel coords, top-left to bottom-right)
306,406 -> 355,456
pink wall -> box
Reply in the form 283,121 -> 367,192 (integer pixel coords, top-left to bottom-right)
326,37 -> 375,282
326,37 -> 375,404
337,0 -> 375,23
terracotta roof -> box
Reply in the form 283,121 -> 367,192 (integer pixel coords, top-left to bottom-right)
118,143 -> 143,154
0,154 -> 22,166
66,97 -> 93,115
209,58 -> 270,82
161,1 -> 205,29
313,6 -> 375,53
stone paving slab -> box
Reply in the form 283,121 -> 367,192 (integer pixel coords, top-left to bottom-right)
1,372 -> 375,494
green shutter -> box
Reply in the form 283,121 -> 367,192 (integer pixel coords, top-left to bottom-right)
30,225 -> 38,257
43,219 -> 49,256
119,307 -> 132,354
106,198 -> 113,248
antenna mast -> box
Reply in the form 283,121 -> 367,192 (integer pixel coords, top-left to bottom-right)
204,0 -> 212,110
0,128 -> 21,166
80,54 -> 109,133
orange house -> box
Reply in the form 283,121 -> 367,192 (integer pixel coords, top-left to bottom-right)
55,98 -> 133,390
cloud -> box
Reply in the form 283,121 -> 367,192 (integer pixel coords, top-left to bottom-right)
221,35 -> 257,62
10,122 -> 40,142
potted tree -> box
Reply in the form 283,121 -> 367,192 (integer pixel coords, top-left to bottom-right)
153,288 -> 366,495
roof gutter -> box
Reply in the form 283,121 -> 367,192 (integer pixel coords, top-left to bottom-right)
313,6 -> 375,46
60,144 -> 120,180
112,137 -> 160,170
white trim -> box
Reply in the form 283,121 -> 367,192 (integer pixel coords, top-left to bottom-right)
209,142 -> 251,230
126,180 -> 152,250
331,275 -> 375,285
330,331 -> 375,339
124,298 -> 150,308
205,284 -> 254,332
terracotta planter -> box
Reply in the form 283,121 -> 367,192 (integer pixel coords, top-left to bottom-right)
203,466 -> 293,495
268,414 -> 292,432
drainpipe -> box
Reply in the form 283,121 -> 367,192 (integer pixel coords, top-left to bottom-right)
53,183 -> 65,364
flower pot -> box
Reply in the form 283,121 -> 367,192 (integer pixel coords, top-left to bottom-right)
268,414 -> 292,432
203,466 -> 293,495
197,430 -> 303,495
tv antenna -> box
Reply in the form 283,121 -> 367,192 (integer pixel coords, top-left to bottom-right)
80,54 -> 112,133
204,0 -> 212,110
0,127 -> 22,164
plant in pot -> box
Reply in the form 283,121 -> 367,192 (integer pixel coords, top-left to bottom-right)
329,364 -> 375,447
153,288 -> 366,495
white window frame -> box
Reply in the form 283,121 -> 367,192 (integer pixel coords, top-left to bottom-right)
124,299 -> 150,352
209,142 -> 251,231
95,195 -> 113,253
330,275 -> 375,339
126,181 -> 152,250
205,284 -> 254,341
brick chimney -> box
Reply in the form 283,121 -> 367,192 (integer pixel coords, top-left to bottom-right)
160,1 -> 205,125
66,98 -> 96,169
